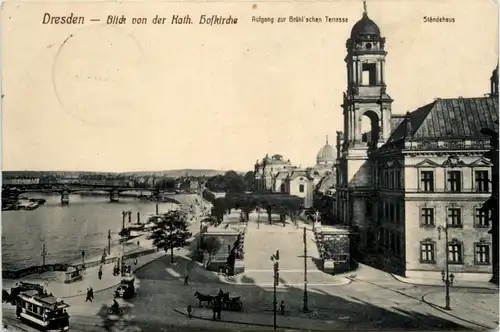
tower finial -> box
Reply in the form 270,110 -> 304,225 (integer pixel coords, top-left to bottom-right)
363,0 -> 368,15
326,135 -> 329,145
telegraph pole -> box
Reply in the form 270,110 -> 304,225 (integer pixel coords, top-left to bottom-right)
272,250 -> 280,330
303,227 -> 309,312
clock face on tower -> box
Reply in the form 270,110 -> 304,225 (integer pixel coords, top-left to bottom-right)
366,43 -> 372,49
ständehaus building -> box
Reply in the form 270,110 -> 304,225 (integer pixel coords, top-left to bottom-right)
334,7 -> 498,281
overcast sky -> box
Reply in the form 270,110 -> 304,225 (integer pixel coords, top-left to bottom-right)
2,0 -> 497,172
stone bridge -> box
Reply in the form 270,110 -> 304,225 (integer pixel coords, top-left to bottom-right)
2,184 -> 174,204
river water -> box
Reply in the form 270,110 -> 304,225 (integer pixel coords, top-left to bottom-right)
1,192 -> 197,270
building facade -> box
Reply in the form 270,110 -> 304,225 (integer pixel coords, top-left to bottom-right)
335,5 -> 498,280
253,154 -> 315,208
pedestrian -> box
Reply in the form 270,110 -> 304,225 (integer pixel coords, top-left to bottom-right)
98,268 -> 102,280
133,257 -> 138,265
212,305 -> 217,320
187,304 -> 192,318
184,275 -> 189,286
280,300 -> 285,316
89,287 -> 94,301
85,288 -> 91,302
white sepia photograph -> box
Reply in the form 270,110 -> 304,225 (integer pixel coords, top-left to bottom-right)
1,0 -> 499,331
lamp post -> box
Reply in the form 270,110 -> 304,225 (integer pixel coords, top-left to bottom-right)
108,229 -> 111,255
41,243 -> 47,267
303,227 -> 309,312
437,225 -> 455,310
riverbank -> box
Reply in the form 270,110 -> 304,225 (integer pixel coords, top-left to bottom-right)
2,193 -> 205,276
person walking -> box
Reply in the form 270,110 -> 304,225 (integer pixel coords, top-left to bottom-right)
187,304 -> 192,318
85,288 -> 91,302
280,300 -> 285,316
98,267 -> 103,280
184,274 -> 189,286
89,287 -> 94,301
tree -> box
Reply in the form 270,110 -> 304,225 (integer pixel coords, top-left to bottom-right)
223,171 -> 246,193
243,171 -> 255,191
148,210 -> 192,264
201,236 -> 222,261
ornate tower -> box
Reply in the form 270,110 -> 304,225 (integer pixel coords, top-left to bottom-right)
342,1 -> 393,151
336,1 -> 392,245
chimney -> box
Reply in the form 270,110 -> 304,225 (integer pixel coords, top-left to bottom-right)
404,111 -> 412,138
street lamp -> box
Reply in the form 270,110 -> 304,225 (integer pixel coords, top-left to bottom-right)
437,225 -> 455,310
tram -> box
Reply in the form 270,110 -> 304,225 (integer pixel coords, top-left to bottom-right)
15,288 -> 70,331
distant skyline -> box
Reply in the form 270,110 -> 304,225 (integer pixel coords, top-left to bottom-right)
2,0 -> 497,172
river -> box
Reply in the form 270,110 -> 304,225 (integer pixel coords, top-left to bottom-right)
1,192 -> 198,270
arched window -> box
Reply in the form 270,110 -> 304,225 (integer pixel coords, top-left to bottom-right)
420,238 -> 435,263
299,184 -> 305,193
448,238 -> 463,264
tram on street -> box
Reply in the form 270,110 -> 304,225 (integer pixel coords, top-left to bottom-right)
15,288 -> 70,331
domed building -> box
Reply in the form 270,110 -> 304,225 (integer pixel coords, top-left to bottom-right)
310,136 -> 336,179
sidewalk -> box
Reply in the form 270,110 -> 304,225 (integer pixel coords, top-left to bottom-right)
422,291 -> 499,330
218,270 -> 351,287
174,307 -> 340,330
391,273 -> 500,290
2,248 -> 166,299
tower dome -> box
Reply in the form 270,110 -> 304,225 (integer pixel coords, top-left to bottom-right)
350,1 -> 381,41
316,136 -> 335,164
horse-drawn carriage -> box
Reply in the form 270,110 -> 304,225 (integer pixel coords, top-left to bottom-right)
194,291 -> 243,311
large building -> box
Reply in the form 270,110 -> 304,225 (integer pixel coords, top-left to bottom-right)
334,5 -> 498,280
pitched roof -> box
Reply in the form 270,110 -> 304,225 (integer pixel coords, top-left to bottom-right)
316,172 -> 336,192
387,97 -> 499,143
288,169 -> 312,181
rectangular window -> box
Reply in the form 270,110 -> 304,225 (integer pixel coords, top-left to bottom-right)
395,170 -> 401,189
447,208 -> 462,227
365,201 -> 373,217
475,171 -> 489,192
421,208 -> 434,226
420,171 -> 434,192
448,243 -> 463,263
447,171 -> 461,192
475,244 -> 490,264
362,63 -> 377,85
420,242 -> 435,263
475,208 -> 491,228
395,203 -> 400,223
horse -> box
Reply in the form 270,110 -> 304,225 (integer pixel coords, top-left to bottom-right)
2,290 -> 11,303
194,291 -> 214,308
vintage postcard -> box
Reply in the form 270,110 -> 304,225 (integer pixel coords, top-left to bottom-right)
1,0 -> 499,331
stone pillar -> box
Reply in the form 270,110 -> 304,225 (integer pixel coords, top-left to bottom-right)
110,189 -> 119,203
381,60 -> 385,84
61,190 -> 69,204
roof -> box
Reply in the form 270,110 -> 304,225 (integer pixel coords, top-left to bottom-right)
275,171 -> 289,180
387,97 -> 499,143
390,115 -> 405,132
316,136 -> 335,164
288,169 -> 313,181
316,172 -> 336,192
350,13 -> 380,40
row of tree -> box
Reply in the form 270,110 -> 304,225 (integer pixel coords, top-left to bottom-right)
205,170 -> 254,193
